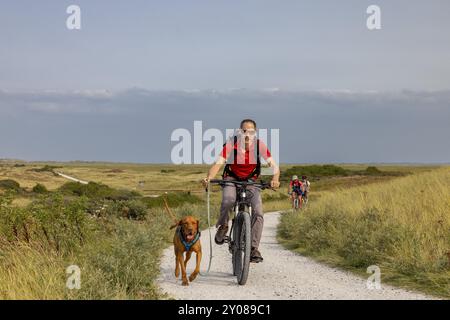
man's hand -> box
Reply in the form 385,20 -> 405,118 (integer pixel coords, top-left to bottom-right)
270,179 -> 280,189
201,177 -> 210,188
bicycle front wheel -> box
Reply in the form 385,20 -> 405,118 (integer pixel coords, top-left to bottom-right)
233,212 -> 251,285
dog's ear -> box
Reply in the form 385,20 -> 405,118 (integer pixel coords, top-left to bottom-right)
170,219 -> 182,230
196,219 -> 200,229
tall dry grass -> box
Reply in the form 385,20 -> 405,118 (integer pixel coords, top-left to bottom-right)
0,189 -> 214,299
0,241 -> 67,299
278,167 -> 450,298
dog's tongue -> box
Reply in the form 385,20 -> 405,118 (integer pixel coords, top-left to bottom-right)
186,234 -> 194,241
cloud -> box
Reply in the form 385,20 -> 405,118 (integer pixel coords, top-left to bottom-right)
2,88 -> 450,114
1,88 -> 449,163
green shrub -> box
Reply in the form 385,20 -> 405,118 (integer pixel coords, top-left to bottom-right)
283,165 -> 350,180
160,169 -> 176,174
283,165 -> 403,181
359,166 -> 405,177
0,179 -> 21,191
32,183 -> 48,194
31,165 -> 61,173
364,166 -> 382,175
0,193 -> 92,253
102,200 -> 148,220
141,192 -> 202,209
59,182 -> 140,200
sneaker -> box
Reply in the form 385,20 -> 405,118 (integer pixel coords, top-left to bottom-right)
250,248 -> 263,263
214,225 -> 229,245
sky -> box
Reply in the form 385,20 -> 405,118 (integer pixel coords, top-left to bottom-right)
1,1 -> 450,163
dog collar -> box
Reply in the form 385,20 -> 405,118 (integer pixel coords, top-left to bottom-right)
177,227 -> 201,251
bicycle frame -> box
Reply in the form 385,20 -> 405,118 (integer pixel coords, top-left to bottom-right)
228,183 -> 252,246
209,179 -> 270,285
291,190 -> 302,210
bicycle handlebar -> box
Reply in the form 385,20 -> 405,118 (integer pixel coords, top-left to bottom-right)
208,179 -> 273,190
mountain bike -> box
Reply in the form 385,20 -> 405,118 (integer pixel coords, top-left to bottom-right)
290,190 -> 302,211
209,179 -> 271,285
302,191 -> 309,207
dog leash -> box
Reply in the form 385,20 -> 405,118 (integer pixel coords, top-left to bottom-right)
199,182 -> 213,276
162,194 -> 179,228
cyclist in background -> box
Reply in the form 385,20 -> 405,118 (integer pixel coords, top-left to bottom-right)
301,175 -> 311,205
288,175 -> 303,209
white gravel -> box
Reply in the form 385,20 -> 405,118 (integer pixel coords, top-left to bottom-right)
157,212 -> 434,300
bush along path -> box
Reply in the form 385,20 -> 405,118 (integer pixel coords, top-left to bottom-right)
278,167 -> 450,299
0,178 -> 207,299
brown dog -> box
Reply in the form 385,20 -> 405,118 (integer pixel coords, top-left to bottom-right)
171,216 -> 202,286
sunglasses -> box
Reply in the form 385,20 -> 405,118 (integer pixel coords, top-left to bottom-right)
238,129 -> 257,136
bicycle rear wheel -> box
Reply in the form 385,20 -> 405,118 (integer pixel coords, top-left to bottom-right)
232,212 -> 251,285
293,198 -> 299,210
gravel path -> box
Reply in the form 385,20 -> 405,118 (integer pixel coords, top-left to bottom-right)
157,212 -> 433,300
55,172 -> 89,184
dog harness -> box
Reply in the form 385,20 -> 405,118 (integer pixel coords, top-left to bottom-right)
177,226 -> 201,251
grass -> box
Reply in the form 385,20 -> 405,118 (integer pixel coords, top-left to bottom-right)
282,164 -> 407,180
0,161 -> 445,299
0,189 -> 217,299
0,161 -> 229,300
278,167 -> 450,298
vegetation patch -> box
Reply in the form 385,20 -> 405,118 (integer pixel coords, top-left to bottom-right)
0,179 -> 22,192
31,165 -> 61,174
278,168 -> 450,298
32,183 -> 48,194
141,192 -> 202,209
282,165 -> 406,181
59,182 -> 140,201
0,184 -> 217,299
160,169 -> 176,174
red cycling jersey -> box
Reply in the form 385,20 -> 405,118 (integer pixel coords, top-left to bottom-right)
290,180 -> 303,189
221,139 -> 271,179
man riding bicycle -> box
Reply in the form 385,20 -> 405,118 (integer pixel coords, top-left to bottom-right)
202,119 -> 280,263
301,175 -> 311,204
288,175 -> 304,209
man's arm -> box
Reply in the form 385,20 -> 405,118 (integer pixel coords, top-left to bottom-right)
202,156 -> 226,187
266,157 -> 280,188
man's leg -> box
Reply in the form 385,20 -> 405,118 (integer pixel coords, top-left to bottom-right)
249,186 -> 263,249
299,192 -> 303,209
291,192 -> 296,209
216,178 -> 236,227
215,178 -> 236,244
